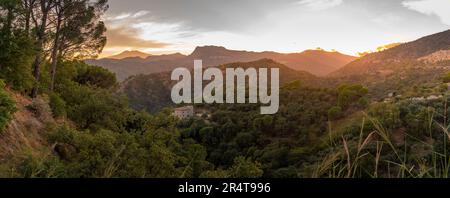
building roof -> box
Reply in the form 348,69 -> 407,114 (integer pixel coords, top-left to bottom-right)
174,106 -> 194,112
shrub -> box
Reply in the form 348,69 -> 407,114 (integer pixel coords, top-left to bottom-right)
0,80 -> 16,132
49,93 -> 66,118
200,170 -> 230,178
443,72 -> 450,83
17,154 -> 66,178
229,156 -> 263,178
59,83 -> 128,131
328,106 -> 342,120
27,96 -> 53,122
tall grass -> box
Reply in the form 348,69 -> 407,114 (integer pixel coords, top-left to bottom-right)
315,101 -> 450,178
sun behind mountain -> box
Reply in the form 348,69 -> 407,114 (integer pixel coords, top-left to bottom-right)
108,50 -> 151,59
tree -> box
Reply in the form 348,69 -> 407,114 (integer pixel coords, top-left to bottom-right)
48,0 -> 108,91
20,0 -> 37,34
25,0 -> 108,96
31,0 -> 54,98
0,0 -> 35,92
229,156 -> 263,178
59,83 -> 128,131
74,63 -> 117,89
57,0 -> 107,59
337,84 -> 368,109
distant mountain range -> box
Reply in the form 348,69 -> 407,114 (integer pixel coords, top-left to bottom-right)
86,46 -> 356,81
107,50 -> 151,59
105,29 -> 450,111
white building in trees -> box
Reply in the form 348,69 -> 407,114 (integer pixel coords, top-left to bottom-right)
173,106 -> 194,119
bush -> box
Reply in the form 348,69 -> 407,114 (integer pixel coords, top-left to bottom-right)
338,84 -> 368,108
443,72 -> 450,83
27,96 -> 53,122
272,167 -> 298,178
17,154 -> 66,178
59,83 -> 128,131
0,80 -> 16,132
328,106 -> 342,120
49,93 -> 66,118
229,156 -> 263,178
200,170 -> 230,178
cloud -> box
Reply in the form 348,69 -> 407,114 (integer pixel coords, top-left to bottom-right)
100,0 -> 449,58
105,26 -> 170,48
104,11 -> 174,49
106,10 -> 150,21
132,10 -> 150,18
402,0 -> 450,25
106,0 -> 299,32
297,0 -> 343,10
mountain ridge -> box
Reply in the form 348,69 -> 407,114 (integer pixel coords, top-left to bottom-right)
107,50 -> 151,59
87,46 -> 356,81
330,29 -> 450,77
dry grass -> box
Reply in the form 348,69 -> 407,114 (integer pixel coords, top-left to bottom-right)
0,90 -> 54,163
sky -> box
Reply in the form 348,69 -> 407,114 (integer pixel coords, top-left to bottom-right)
99,0 -> 450,58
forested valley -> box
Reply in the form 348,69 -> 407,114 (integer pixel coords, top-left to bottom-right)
1,0 -> 450,178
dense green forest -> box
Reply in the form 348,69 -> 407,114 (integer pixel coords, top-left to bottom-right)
1,0 -> 450,178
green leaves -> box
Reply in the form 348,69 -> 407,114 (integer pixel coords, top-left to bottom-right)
0,30 -> 35,93
229,156 -> 263,178
337,84 -> 369,109
0,80 -> 16,132
75,64 -> 117,89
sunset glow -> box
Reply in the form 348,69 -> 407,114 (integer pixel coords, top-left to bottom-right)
99,0 -> 450,58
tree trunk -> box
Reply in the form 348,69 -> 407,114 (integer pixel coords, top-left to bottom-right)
31,37 -> 44,98
31,1 -> 50,98
4,6 -> 14,34
24,1 -> 31,34
50,17 -> 62,91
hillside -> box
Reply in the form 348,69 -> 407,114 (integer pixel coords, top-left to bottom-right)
331,29 -> 450,77
0,90 -> 54,173
263,49 -> 357,76
87,46 -> 356,81
326,29 -> 450,100
121,59 -> 321,112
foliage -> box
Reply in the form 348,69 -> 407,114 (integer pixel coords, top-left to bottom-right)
0,7 -> 35,92
337,84 -> 368,109
228,156 -> 264,178
75,64 -> 117,89
59,82 -> 128,131
442,72 -> 450,83
2,0 -> 450,179
49,93 -> 66,118
27,96 -> 53,122
328,106 -> 342,120
0,80 -> 16,132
